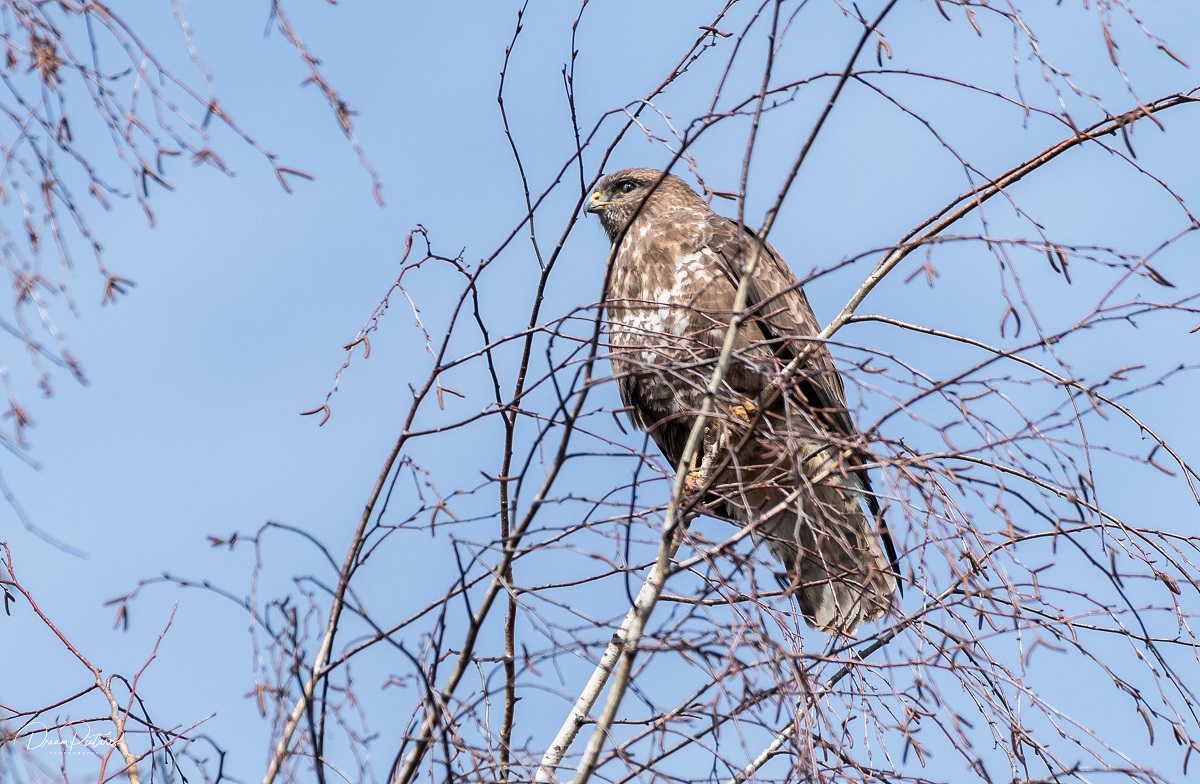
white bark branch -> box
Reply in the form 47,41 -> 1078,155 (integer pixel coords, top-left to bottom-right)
537,225 -> 772,783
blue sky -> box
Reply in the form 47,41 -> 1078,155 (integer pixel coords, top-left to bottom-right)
3,2 -> 1199,782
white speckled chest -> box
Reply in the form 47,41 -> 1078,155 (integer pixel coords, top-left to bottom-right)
604,207 -> 727,417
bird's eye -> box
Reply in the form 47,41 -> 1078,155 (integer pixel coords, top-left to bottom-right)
617,180 -> 637,194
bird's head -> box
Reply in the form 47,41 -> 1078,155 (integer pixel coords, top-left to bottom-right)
586,168 -> 702,242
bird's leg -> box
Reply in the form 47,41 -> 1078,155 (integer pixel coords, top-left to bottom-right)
684,398 -> 757,494
684,419 -> 725,495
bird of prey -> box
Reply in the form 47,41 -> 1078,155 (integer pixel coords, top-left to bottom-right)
586,167 -> 898,633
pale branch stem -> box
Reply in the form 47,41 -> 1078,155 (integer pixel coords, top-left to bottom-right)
542,233 -> 773,784
566,527 -> 679,784
534,490 -> 774,782
532,526 -> 686,784
98,687 -> 143,784
547,466 -> 846,783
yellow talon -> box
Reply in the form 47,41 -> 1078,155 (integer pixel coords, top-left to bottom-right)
730,401 -> 757,423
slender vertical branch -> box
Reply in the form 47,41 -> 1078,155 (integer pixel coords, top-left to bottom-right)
542,204 -> 776,784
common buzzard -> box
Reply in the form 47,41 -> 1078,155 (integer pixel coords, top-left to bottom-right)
587,167 -> 898,633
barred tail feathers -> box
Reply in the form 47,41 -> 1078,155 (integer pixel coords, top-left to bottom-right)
739,470 -> 897,634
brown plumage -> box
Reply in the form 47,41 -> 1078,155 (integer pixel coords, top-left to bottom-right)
587,167 -> 898,633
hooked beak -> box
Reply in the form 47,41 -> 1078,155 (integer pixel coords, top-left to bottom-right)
586,191 -> 609,214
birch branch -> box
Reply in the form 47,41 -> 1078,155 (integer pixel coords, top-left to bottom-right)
536,226 -> 773,784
